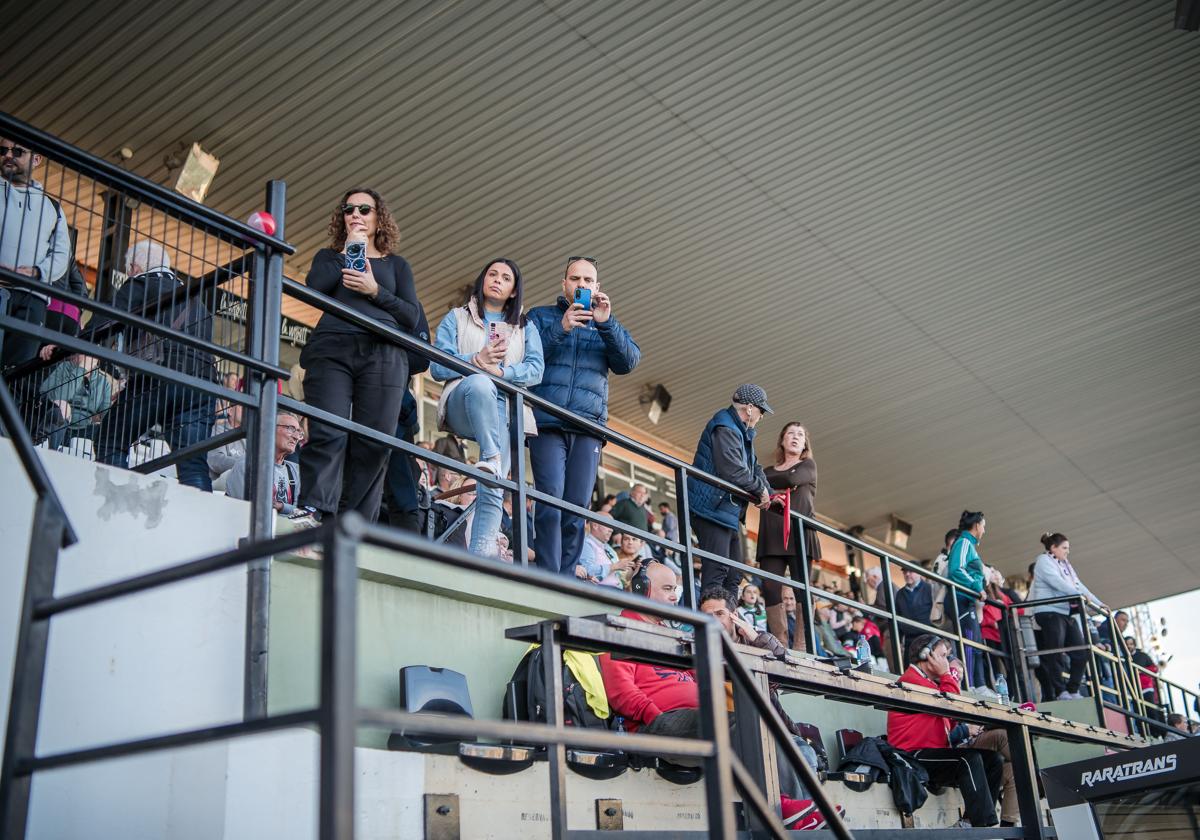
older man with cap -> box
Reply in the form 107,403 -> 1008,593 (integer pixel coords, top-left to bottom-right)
686,384 -> 772,591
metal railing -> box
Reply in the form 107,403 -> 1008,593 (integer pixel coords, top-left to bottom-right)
1015,593 -> 1196,739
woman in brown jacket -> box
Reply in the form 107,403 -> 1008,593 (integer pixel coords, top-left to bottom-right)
756,422 -> 822,650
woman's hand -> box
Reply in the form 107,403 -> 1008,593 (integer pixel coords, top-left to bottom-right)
471,351 -> 502,377
341,260 -> 379,298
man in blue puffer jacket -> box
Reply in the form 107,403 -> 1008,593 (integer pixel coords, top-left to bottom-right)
526,257 -> 641,574
687,384 -> 772,591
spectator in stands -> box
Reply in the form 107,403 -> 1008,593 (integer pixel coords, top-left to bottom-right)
527,256 -> 641,574
207,402 -> 244,491
1125,636 -> 1162,722
864,566 -> 893,608
813,603 -> 842,656
981,567 -> 1012,683
611,483 -> 651,536
701,584 -> 786,659
1164,713 -> 1188,741
887,634 -> 1004,828
430,259 -> 544,556
756,421 -> 821,651
1,138 -> 70,369
781,586 -> 798,649
383,391 -> 425,532
895,568 -> 934,650
1095,609 -> 1129,689
687,384 -> 772,591
849,614 -> 884,660
87,241 -> 217,490
829,602 -> 853,643
225,410 -> 303,514
947,511 -> 988,688
614,533 -> 646,587
1029,532 -> 1106,700
38,352 -> 111,451
298,189 -> 421,521
658,502 -> 679,543
965,724 -> 1020,826
577,514 -> 629,587
736,584 -> 767,633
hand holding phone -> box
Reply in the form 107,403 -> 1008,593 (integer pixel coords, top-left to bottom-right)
573,287 -> 592,309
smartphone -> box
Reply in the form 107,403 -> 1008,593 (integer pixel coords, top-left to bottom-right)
573,287 -> 592,309
488,322 -> 501,343
344,241 -> 367,272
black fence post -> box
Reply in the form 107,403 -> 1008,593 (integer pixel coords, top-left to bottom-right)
797,519 -> 815,654
0,499 -> 67,840
693,620 -> 736,838
319,518 -> 359,840
1006,722 -> 1046,839
880,554 -> 902,671
539,621 -> 568,838
1079,599 -> 1106,725
675,466 -> 697,610
243,179 -> 287,721
510,393 -> 529,566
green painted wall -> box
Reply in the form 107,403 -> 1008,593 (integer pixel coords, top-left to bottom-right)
267,545 -> 607,747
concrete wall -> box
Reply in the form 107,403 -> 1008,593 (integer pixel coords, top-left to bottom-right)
0,440 -> 252,839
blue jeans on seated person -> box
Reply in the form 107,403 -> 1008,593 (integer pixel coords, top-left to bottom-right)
442,374 -> 509,556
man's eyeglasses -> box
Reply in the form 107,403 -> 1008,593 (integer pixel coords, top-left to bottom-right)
565,256 -> 598,268
0,146 -> 29,159
342,203 -> 375,217
277,424 -> 304,437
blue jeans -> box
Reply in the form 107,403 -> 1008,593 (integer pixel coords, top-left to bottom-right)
529,429 -> 602,574
442,375 -> 509,556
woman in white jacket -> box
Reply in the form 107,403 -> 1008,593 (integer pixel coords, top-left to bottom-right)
1028,532 -> 1106,700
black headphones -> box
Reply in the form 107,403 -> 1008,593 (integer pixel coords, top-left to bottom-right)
909,633 -> 939,665
630,569 -> 650,596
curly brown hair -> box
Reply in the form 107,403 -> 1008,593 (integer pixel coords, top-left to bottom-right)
327,188 -> 401,254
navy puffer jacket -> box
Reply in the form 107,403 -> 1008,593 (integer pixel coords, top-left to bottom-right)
525,297 -> 641,431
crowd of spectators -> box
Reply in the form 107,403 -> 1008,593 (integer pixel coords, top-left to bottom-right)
2,156 -> 1187,734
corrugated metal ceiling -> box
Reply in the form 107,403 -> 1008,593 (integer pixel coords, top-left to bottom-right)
3,0 -> 1197,605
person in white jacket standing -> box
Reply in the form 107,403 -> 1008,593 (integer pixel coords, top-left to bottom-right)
1028,532 -> 1106,700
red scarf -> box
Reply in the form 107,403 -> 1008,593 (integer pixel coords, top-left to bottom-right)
769,489 -> 792,550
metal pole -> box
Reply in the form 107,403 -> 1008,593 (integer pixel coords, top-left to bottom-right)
693,620 -> 736,839
797,520 -> 815,654
1006,723 -> 1046,839
0,500 -> 67,840
319,518 -> 359,840
539,621 -> 568,839
243,180 -> 286,720
880,554 -> 902,671
510,393 -> 529,566
1079,599 -> 1106,725
675,466 -> 697,610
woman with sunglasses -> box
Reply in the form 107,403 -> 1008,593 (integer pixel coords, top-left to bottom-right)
297,188 -> 421,521
430,259 -> 544,557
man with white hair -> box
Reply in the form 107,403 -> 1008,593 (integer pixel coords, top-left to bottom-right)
0,137 -> 70,368
88,239 -> 217,490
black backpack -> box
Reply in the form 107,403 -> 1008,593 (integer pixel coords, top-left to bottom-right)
503,646 -> 609,729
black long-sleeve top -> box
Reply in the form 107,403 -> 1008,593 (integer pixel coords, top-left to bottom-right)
305,248 -> 420,338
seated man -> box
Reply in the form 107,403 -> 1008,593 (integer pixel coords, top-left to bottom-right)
887,634 -> 1004,828
577,513 -> 635,587
1164,713 -> 1188,741
226,410 -> 303,515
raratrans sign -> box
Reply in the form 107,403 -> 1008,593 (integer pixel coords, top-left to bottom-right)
1080,753 -> 1177,788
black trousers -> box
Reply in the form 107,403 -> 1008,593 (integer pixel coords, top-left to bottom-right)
693,515 -> 742,591
0,289 -> 47,370
1037,612 -> 1088,696
299,334 -> 407,521
912,747 -> 1002,827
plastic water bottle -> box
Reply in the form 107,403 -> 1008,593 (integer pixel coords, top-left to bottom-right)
856,636 -> 871,665
995,674 -> 1010,705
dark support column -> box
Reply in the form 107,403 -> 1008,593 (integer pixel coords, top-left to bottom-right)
797,520 -> 815,653
1006,723 -> 1046,839
0,500 -> 67,840
243,181 -> 286,720
694,621 -> 736,838
675,466 -> 696,610
510,393 -> 528,566
540,621 -> 567,839
731,668 -> 773,835
319,520 -> 358,840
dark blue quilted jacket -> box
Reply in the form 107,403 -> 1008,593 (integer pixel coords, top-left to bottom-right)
525,297 -> 641,431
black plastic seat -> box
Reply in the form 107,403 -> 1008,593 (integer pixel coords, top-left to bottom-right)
566,748 -> 629,780
386,666 -> 474,754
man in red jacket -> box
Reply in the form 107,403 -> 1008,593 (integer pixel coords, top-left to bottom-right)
887,634 -> 1003,828
599,561 -> 702,735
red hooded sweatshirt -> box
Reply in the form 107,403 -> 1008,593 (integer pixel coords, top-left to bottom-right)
598,609 -> 698,732
886,665 -> 960,751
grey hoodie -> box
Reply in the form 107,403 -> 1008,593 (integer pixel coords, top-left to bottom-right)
0,178 -> 70,300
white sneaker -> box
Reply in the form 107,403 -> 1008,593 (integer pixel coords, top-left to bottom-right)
1056,690 -> 1083,700
475,455 -> 504,478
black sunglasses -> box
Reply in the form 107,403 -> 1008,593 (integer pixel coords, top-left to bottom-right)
0,146 -> 29,159
341,203 -> 375,216
565,255 -> 598,268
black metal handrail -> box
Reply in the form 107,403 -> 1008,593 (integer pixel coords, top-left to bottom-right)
0,112 -> 294,255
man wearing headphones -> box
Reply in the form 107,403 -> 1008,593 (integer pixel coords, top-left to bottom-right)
598,561 -> 698,736
886,634 -> 1004,828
